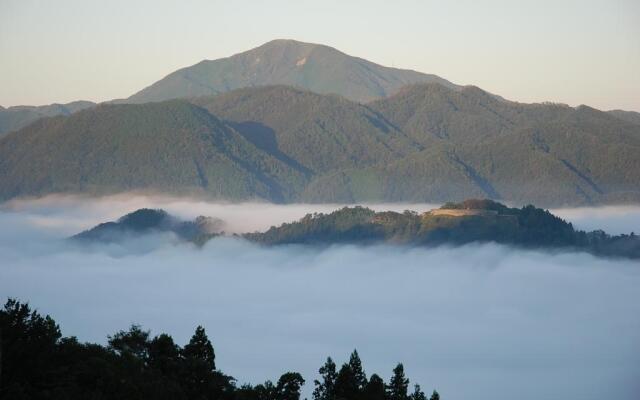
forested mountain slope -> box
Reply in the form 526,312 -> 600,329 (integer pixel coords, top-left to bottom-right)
1,84 -> 639,206
0,100 -> 307,202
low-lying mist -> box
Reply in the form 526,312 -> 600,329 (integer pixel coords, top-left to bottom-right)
1,194 -> 639,400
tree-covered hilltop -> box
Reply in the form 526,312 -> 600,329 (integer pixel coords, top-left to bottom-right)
69,200 -> 640,259
245,200 -> 640,259
71,208 -> 224,246
0,299 -> 439,400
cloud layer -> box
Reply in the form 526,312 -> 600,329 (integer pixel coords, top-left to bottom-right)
1,196 -> 639,400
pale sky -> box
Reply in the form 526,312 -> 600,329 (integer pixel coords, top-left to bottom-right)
1,0 -> 638,111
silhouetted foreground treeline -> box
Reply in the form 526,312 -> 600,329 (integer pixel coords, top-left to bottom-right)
0,299 -> 439,400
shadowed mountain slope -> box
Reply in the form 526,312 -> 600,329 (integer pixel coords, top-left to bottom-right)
1,83 -> 639,206
191,85 -> 420,173
126,39 -> 457,104
0,100 -> 308,202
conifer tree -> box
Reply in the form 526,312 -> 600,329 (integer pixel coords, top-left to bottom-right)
313,357 -> 338,400
410,384 -> 427,400
182,325 -> 217,398
335,363 -> 359,400
182,325 -> 215,370
364,374 -> 387,400
348,350 -> 367,391
387,363 -> 409,400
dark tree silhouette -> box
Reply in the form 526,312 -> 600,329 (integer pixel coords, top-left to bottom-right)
0,298 -> 441,400
410,384 -> 427,400
313,357 -> 338,400
387,363 -> 410,400
348,350 -> 367,392
108,324 -> 151,359
276,372 -> 305,400
181,325 -> 221,399
183,325 -> 216,370
364,374 -> 387,400
334,363 -> 360,400
0,298 -> 61,399
148,333 -> 181,376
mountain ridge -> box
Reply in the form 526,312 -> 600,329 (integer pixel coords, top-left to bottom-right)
0,100 -> 308,202
125,39 -> 459,104
3,39 -> 638,138
1,83 -> 639,206
0,100 -> 95,136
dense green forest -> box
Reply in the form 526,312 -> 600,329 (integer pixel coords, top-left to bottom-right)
245,200 -> 640,259
2,81 -> 639,206
0,299 -> 439,400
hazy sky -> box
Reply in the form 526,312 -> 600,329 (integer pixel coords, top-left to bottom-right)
1,0 -> 639,110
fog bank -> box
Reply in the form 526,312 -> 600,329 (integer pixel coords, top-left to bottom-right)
1,196 -> 639,400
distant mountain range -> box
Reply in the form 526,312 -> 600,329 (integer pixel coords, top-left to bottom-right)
0,101 -> 95,136
0,40 -> 639,206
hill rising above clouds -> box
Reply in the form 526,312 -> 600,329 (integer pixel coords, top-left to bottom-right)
71,200 -> 640,259
245,199 -> 640,259
71,208 -> 223,245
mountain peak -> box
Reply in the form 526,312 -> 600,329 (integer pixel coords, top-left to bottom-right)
260,38 -> 322,47
125,40 -> 457,104
250,39 -> 336,54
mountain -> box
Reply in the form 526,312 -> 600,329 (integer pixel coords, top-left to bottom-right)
71,208 -> 223,245
195,84 -> 640,205
125,39 -> 457,104
0,100 -> 308,202
191,85 -> 420,174
305,84 -> 640,205
608,109 -> 640,125
0,100 -> 95,136
1,83 -> 639,206
245,199 -> 640,259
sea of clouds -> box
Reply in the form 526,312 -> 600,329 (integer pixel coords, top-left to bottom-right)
1,194 -> 639,400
